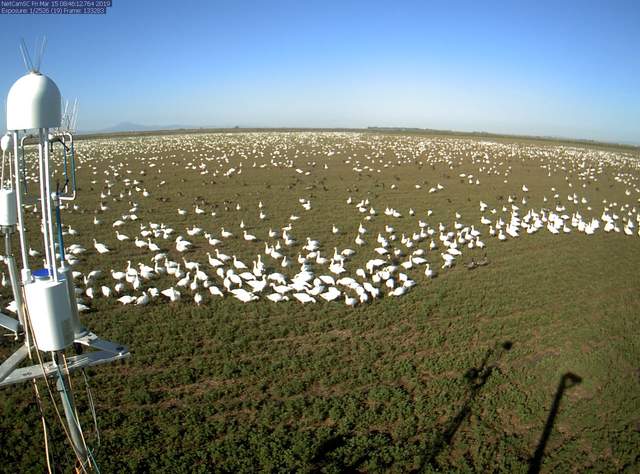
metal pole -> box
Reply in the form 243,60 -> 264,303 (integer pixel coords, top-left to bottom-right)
65,132 -> 77,199
19,135 -> 29,194
37,130 -> 52,275
54,189 -> 86,338
54,352 -> 89,467
42,130 -> 58,282
4,230 -> 27,337
12,131 -> 30,282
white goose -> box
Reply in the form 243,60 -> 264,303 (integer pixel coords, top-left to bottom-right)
93,239 -> 110,254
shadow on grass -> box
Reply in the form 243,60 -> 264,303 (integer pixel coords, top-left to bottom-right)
311,429 -> 393,472
528,372 -> 582,474
414,340 -> 513,471
310,341 -> 513,472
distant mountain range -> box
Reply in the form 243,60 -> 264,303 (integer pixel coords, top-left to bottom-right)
87,122 -> 194,133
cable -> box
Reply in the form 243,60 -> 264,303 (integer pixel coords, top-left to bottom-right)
20,274 -> 54,473
23,300 -> 81,465
80,371 -> 102,473
58,354 -> 103,474
63,354 -> 90,456
52,361 -> 92,474
41,411 -> 52,474
86,448 -> 101,474
82,369 -> 100,450
23,302 -> 90,473
32,379 -> 54,474
17,263 -> 53,473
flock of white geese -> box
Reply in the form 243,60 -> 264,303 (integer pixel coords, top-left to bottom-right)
4,132 -> 640,311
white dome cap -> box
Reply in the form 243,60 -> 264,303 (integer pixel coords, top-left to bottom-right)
6,72 -> 61,130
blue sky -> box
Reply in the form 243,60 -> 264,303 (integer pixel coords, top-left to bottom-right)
0,0 -> 638,143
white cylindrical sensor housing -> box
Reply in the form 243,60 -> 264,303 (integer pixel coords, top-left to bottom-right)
24,279 -> 74,351
6,72 -> 61,130
0,189 -> 17,226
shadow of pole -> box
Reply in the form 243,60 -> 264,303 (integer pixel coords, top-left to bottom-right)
415,340 -> 513,471
313,341 -> 516,472
528,372 -> 582,474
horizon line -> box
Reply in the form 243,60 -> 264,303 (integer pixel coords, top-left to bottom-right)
77,124 -> 640,149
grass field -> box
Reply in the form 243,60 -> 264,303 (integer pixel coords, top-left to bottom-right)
1,131 -> 639,472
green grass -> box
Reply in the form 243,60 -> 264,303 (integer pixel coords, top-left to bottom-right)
1,132 -> 639,472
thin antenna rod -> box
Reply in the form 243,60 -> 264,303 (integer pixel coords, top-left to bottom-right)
62,99 -> 69,130
19,38 -> 33,72
71,100 -> 79,132
35,36 -> 47,72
